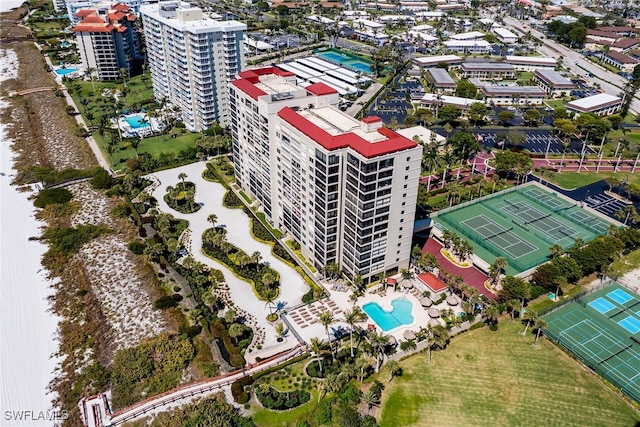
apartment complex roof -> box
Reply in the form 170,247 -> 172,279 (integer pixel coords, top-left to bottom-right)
566,93 -> 622,112
505,55 -> 556,66
461,62 -> 515,71
607,50 -> 638,64
534,69 -> 574,88
480,86 -> 546,96
277,106 -> 417,158
427,68 -> 455,86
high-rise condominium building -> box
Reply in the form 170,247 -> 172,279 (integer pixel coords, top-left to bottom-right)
230,68 -> 423,283
72,3 -> 141,81
140,2 -> 246,131
67,0 -> 144,25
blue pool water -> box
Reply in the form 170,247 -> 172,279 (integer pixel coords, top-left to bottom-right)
55,68 -> 78,75
124,115 -> 150,129
607,289 -> 633,305
363,298 -> 413,332
588,297 -> 616,314
316,50 -> 372,74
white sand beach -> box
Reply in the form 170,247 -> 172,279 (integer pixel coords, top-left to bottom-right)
0,121 -> 61,424
0,48 -> 61,426
0,0 -> 25,13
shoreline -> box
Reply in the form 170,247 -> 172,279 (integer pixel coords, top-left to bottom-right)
0,98 -> 61,425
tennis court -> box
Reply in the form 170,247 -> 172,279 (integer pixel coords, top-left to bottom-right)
543,283 -> 640,404
433,183 -> 615,275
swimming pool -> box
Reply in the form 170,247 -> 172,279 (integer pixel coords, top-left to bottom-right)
124,115 -> 150,129
315,50 -> 372,74
363,298 -> 413,332
55,68 -> 78,75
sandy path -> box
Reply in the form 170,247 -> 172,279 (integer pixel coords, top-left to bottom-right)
149,162 -> 309,349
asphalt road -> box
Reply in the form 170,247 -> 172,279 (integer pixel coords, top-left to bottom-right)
502,16 -> 640,115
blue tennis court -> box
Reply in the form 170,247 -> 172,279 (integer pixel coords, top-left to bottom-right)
589,297 -> 616,314
608,289 -> 633,305
618,316 -> 640,334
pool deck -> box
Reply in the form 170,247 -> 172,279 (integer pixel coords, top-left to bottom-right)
285,279 -> 461,345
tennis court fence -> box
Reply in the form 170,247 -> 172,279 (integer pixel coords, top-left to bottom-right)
432,185 -> 521,218
543,328 -> 640,404
436,215 -> 544,272
538,279 -> 613,317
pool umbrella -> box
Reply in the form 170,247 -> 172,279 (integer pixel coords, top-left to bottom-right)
428,308 -> 441,318
403,281 -> 414,289
387,335 -> 397,345
446,295 -> 459,306
420,297 -> 433,307
403,330 -> 416,340
428,318 -> 440,327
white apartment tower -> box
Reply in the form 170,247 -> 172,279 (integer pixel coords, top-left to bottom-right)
140,2 -> 246,131
230,68 -> 423,283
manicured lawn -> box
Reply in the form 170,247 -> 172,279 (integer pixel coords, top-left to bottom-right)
544,99 -> 569,109
251,360 -> 321,426
379,322 -> 639,427
546,171 -> 640,189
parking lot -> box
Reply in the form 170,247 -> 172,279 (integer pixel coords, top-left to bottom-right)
474,129 -> 593,154
584,192 -> 630,217
369,77 -> 424,124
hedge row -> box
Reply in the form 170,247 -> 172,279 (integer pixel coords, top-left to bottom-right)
231,375 -> 254,404
256,386 -> 310,410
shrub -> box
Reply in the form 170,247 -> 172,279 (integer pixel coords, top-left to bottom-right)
111,202 -> 130,218
128,241 -> 146,255
154,295 -> 177,310
302,289 -> 315,305
256,385 -> 310,410
179,325 -> 202,338
231,376 -> 254,404
223,190 -> 243,208
41,224 -> 108,256
252,216 -> 276,242
34,188 -> 73,208
171,293 -> 183,302
530,285 -> 546,300
90,168 -> 113,189
173,285 -> 182,292
273,243 -> 296,263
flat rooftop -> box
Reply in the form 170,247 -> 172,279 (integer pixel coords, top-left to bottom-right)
505,55 -> 557,65
414,54 -> 462,66
481,86 -> 546,96
534,69 -> 574,88
567,93 -> 622,111
427,68 -> 455,86
254,74 -> 300,95
461,62 -> 515,71
299,106 -> 386,142
444,40 -> 491,47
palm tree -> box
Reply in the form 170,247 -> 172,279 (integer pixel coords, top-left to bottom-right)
264,288 -> 277,315
484,303 -> 500,326
85,67 -> 96,92
368,331 -> 389,373
533,319 -> 547,346
343,306 -> 366,358
178,172 -> 187,185
318,310 -> 336,359
309,337 -> 327,376
400,268 -> 413,283
251,251 -> 263,271
228,323 -> 245,345
431,324 -> 450,352
362,390 -> 381,414
207,214 -> 218,228
507,299 -> 522,323
386,360 -> 401,382
129,137 -> 141,158
549,244 -> 563,259
522,309 -> 538,336
489,257 -> 507,289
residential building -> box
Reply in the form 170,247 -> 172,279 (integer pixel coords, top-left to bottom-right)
72,3 -> 140,81
230,68 -> 423,282
584,37 -> 612,51
493,27 -> 518,44
53,0 -> 67,13
420,93 -> 482,111
505,55 -> 557,71
66,0 -> 143,25
413,54 -> 462,67
610,38 -> 640,53
586,29 -> 618,43
449,31 -> 485,41
533,69 -> 574,97
566,93 -> 622,116
602,50 -> 639,71
598,26 -> 638,36
140,2 -> 246,131
460,62 -> 516,80
443,39 -> 491,54
426,68 -> 456,93
480,86 -> 545,106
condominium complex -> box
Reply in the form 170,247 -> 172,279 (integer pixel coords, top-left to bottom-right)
140,2 -> 246,131
72,3 -> 141,81
229,68 -> 423,282
67,0 -> 144,25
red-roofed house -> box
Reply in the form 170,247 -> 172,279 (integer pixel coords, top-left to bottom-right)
230,67 -> 423,284
72,4 -> 140,81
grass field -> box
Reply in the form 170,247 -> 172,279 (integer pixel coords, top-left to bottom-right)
611,248 -> 640,279
378,322 -> 640,427
545,171 -> 640,189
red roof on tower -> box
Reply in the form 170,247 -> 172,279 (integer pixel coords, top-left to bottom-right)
362,116 -> 381,123
75,9 -> 95,17
231,78 -> 267,100
277,107 -> 417,158
305,82 -> 337,96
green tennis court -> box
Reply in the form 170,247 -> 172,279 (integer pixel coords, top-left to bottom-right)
432,183 -> 617,275
543,283 -> 640,404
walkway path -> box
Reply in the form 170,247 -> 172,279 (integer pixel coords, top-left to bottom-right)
79,343 -> 307,427
422,237 -> 495,300
346,82 -> 383,117
148,162 -> 310,350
